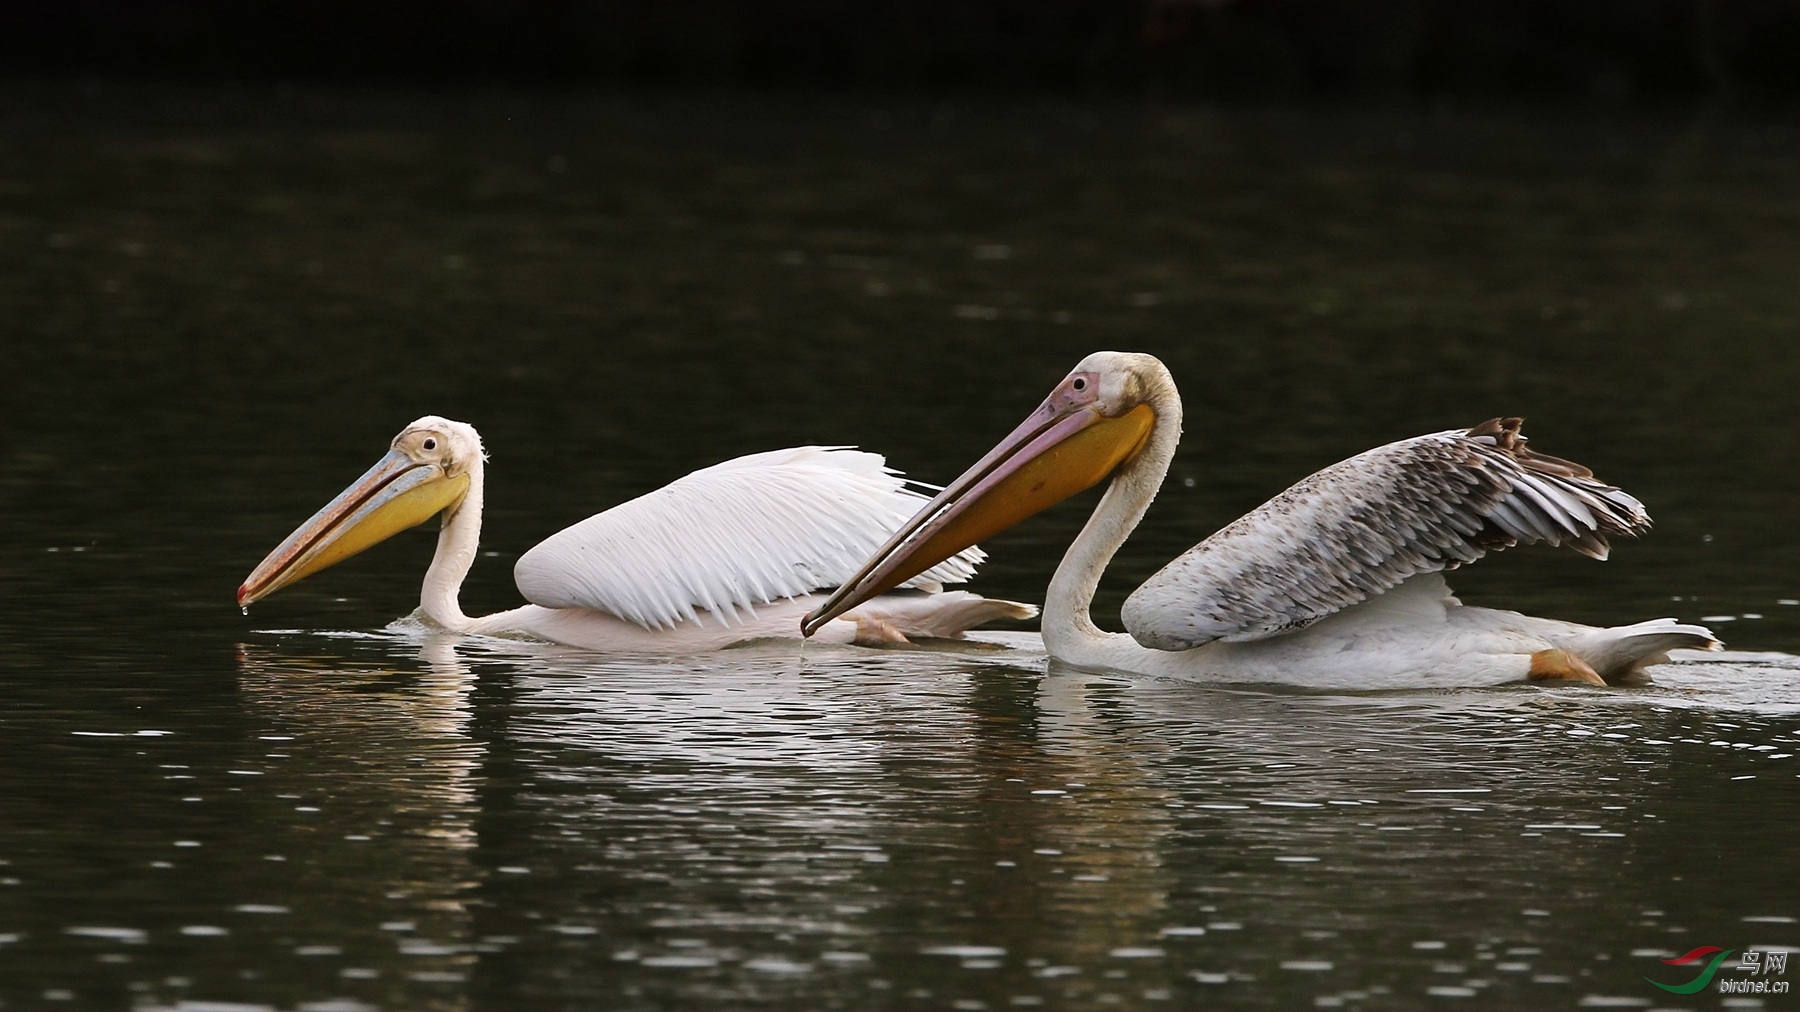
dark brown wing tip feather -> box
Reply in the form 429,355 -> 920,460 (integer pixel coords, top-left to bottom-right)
1466,416 -> 1594,479
1465,416 -> 1522,446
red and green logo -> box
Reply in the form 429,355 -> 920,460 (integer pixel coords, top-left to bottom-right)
1645,946 -> 1736,994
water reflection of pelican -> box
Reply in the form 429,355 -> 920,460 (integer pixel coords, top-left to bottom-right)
809,352 -> 1718,688
233,636 -> 485,1011
238,417 -> 1032,651
223,635 -> 1778,1006
1005,669 -> 1752,1000
501,646 -> 1191,1003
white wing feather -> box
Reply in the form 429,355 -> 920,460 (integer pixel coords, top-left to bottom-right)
513,447 -> 987,630
1121,418 -> 1651,650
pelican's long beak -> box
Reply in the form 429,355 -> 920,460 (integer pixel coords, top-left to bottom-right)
802,398 -> 1154,636
237,448 -> 471,609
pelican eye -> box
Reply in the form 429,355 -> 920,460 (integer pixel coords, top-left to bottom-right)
1072,377 -> 1087,391
423,438 -> 438,451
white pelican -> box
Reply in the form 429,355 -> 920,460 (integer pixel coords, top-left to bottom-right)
804,352 -> 1719,687
239,416 -> 1034,650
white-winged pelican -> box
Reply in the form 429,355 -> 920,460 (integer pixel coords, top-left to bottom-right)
804,352 -> 1719,687
239,416 -> 1035,650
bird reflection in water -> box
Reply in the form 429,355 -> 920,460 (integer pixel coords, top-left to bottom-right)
234,635 -> 484,1010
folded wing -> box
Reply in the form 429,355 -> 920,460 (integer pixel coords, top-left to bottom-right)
514,446 -> 986,630
1121,418 -> 1649,650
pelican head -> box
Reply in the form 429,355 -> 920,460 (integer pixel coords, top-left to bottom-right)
802,351 -> 1171,635
238,416 -> 482,609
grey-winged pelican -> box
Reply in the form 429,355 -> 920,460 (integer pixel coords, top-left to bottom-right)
804,352 -> 1718,687
239,416 -> 1034,650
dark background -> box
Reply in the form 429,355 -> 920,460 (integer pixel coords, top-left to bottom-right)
2,0 -> 1795,106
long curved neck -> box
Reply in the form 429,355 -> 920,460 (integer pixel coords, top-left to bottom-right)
421,459 -> 485,631
1042,389 -> 1181,662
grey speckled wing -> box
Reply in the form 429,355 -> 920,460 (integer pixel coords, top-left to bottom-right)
1119,418 -> 1650,651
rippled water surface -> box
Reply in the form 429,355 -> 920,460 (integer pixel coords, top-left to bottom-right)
0,85 -> 1795,1010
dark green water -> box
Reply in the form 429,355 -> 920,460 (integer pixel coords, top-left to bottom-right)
0,84 -> 1795,1010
